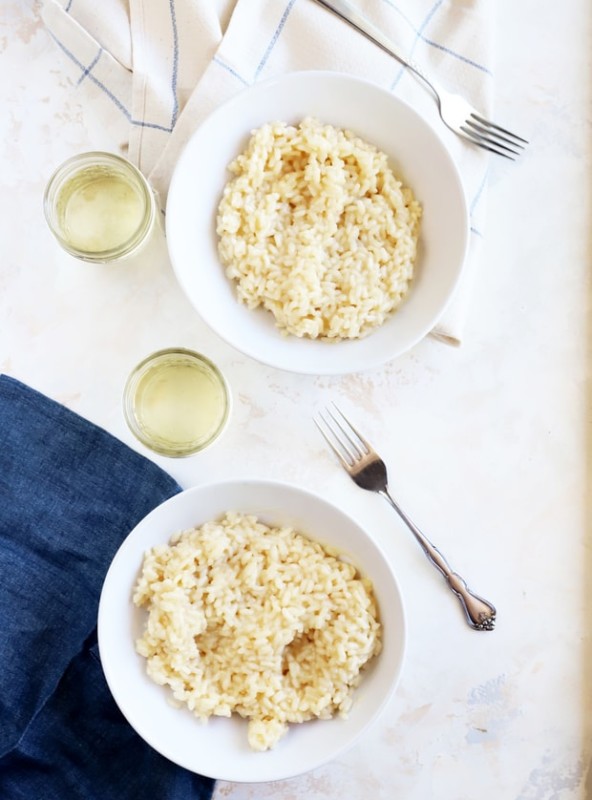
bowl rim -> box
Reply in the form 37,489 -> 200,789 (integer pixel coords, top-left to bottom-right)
97,477 -> 407,782
166,69 -> 469,375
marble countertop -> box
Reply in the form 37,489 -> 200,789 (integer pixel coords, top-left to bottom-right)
2,1 -> 591,798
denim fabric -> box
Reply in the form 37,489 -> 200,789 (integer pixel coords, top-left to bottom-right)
0,375 -> 215,800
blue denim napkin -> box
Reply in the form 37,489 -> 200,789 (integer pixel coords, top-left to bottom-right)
0,375 -> 215,800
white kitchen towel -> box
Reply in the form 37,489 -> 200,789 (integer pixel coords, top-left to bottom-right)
41,0 -> 495,346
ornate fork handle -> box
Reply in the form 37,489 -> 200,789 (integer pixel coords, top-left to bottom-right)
380,489 -> 496,631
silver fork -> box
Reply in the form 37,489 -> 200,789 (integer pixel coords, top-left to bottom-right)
313,0 -> 528,159
315,405 -> 496,631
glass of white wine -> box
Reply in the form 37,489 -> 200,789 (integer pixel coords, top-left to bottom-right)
123,349 -> 231,457
44,152 -> 157,263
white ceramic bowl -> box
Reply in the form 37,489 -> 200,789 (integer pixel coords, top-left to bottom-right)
166,70 -> 468,375
98,479 -> 406,783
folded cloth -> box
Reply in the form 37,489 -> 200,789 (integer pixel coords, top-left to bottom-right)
0,375 -> 214,800
41,0 -> 495,345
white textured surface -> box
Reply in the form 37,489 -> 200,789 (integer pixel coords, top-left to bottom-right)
1,1 -> 591,798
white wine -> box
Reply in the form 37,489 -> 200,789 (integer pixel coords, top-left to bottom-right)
57,166 -> 145,253
135,360 -> 226,446
124,350 -> 230,456
44,152 -> 156,262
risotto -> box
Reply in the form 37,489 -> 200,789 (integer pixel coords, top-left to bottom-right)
133,511 -> 382,751
216,117 -> 421,340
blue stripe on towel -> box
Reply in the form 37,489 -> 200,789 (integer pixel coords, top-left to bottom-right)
131,119 -> 173,132
49,32 -> 133,120
77,48 -> 102,86
380,0 -> 415,30
468,170 -> 489,237
255,0 -> 297,79
382,0 -> 491,76
169,0 -> 180,127
390,0 -> 445,90
470,169 -> 488,213
213,56 -> 251,86
49,32 -> 173,132
421,38 -> 491,75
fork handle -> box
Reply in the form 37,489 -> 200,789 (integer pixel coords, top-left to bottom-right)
313,0 -> 439,98
380,490 -> 496,631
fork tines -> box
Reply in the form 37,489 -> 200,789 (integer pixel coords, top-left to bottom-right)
314,404 -> 370,468
461,114 -> 528,160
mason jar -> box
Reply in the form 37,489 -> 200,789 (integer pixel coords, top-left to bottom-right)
43,151 -> 157,263
123,348 -> 232,457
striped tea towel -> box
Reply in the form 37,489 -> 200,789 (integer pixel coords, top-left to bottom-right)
41,0 -> 495,346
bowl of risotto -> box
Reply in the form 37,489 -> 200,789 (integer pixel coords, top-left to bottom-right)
98,479 -> 406,782
166,70 -> 468,374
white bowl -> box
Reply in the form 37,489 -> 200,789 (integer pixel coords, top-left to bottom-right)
166,70 -> 468,375
98,479 -> 406,783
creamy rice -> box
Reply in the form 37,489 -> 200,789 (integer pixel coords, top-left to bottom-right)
133,511 -> 382,751
216,117 -> 421,340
